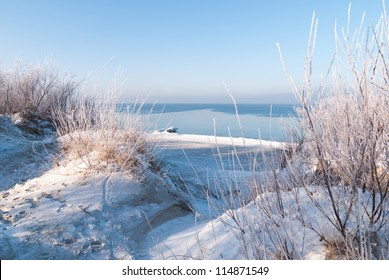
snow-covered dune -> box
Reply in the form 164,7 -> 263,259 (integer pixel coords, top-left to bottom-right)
1,116 -> 294,260
0,115 -> 191,259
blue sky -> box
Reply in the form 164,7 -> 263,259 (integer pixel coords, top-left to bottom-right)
0,0 -> 384,103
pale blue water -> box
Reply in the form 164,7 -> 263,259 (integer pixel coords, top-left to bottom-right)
119,103 -> 298,141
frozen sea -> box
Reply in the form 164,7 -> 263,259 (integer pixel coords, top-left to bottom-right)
121,103 -> 298,141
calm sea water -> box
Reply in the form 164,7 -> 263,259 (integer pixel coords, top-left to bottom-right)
119,103 -> 299,141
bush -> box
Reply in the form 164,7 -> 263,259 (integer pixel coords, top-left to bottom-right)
0,60 -> 79,118
204,4 -> 389,260
0,60 -> 155,174
278,5 -> 389,259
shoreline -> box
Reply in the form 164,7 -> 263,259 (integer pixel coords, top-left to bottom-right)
151,131 -> 287,149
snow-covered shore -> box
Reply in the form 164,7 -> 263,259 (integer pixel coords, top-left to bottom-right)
1,115 -> 332,260
152,131 -> 286,148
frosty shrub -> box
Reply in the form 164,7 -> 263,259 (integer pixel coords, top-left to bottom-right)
0,60 -> 79,118
277,5 -> 389,259
203,4 -> 389,260
0,59 -> 155,175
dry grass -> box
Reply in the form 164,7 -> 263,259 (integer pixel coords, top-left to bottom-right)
1,60 -> 155,174
276,4 -> 389,259
198,3 -> 389,260
52,82 -> 155,173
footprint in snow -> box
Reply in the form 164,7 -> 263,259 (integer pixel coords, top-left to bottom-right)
41,192 -> 66,203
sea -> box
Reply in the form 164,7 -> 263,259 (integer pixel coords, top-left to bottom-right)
120,103 -> 299,142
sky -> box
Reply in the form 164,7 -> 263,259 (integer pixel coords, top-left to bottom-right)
0,0 -> 384,103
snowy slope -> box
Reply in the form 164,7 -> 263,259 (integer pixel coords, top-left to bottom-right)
0,114 -> 58,191
2,115 -> 337,260
0,115 -> 192,259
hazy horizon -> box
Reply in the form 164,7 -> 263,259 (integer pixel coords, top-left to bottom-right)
0,0 -> 384,103
119,91 -> 298,104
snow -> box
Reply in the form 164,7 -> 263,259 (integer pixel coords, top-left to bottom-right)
0,115 -> 342,260
147,185 -> 329,260
151,131 -> 286,148
0,115 -> 57,191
